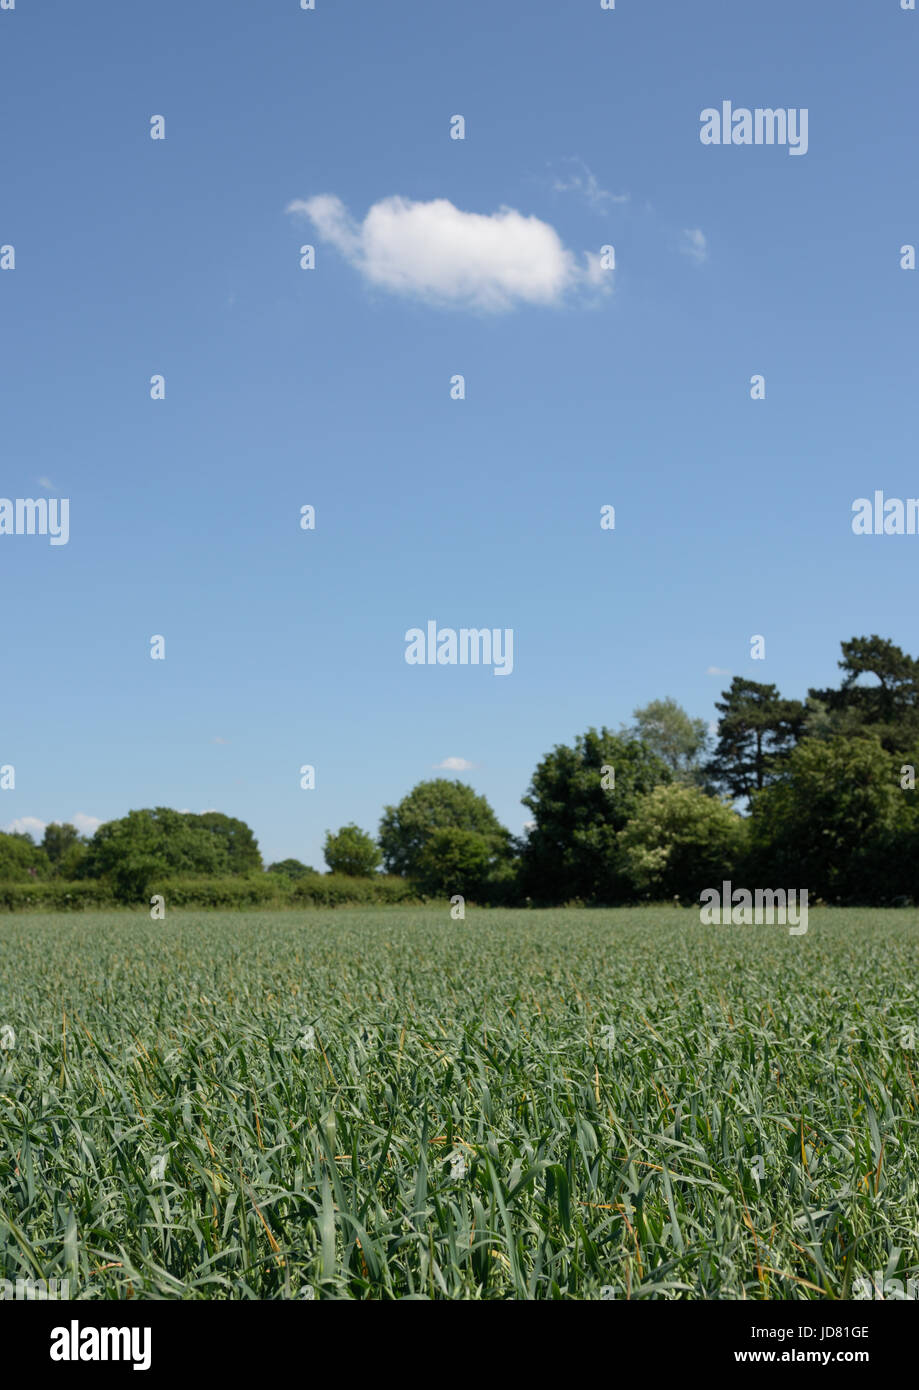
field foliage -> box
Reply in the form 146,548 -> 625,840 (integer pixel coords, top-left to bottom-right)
1,907 -> 917,1300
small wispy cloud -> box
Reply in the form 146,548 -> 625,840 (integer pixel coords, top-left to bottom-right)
706,666 -> 731,677
37,477 -> 56,491
212,736 -> 230,745
287,194 -> 609,311
680,228 -> 708,264
434,756 -> 475,771
551,157 -> 629,212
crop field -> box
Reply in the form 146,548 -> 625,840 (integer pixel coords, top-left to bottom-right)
1,907 -> 918,1300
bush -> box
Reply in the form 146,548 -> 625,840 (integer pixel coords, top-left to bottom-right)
0,873 -> 427,912
0,880 -> 116,912
291,874 -> 423,907
150,876 -> 292,908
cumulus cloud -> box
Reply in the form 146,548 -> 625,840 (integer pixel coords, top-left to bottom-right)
286,194 -> 609,311
681,228 -> 708,264
3,816 -> 46,839
4,812 -> 102,839
434,756 -> 475,771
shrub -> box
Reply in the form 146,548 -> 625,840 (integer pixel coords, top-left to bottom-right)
0,880 -> 116,912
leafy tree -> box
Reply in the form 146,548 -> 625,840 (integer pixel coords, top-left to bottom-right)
197,812 -> 262,873
414,827 -> 498,898
0,831 -> 50,882
58,841 -> 88,879
706,678 -> 805,800
267,858 -> 318,879
627,697 -> 710,784
520,728 -> 671,903
748,733 -> 909,902
323,824 -> 382,877
41,822 -> 82,867
799,696 -> 866,744
81,808 -> 246,901
379,780 -> 510,879
807,635 -> 919,753
619,783 -> 747,901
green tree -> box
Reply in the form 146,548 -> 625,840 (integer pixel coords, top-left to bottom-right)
520,728 -> 671,903
706,678 -> 805,800
379,780 -> 510,879
323,824 -> 382,876
197,812 -> 262,873
627,697 -> 710,785
807,635 -> 919,753
748,733 -> 908,902
267,858 -> 318,880
41,822 -> 82,867
0,831 -> 50,882
81,808 -> 243,901
414,827 -> 498,899
619,783 -> 747,901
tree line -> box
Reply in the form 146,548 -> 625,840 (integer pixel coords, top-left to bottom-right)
2,635 -> 917,907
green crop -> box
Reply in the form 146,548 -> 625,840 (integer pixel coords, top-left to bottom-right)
0,907 -> 917,1300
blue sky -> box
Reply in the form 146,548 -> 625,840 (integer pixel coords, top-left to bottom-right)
1,0 -> 917,867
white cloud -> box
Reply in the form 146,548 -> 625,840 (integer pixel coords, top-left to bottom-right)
706,666 -> 731,677
37,476 -> 56,491
4,812 -> 102,840
551,157 -> 629,212
212,736 -> 229,745
72,813 -> 102,836
3,816 -> 46,839
434,756 -> 475,771
681,228 -> 708,264
287,194 -> 609,311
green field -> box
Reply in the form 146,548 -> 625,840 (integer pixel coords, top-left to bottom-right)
1,907 -> 917,1300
